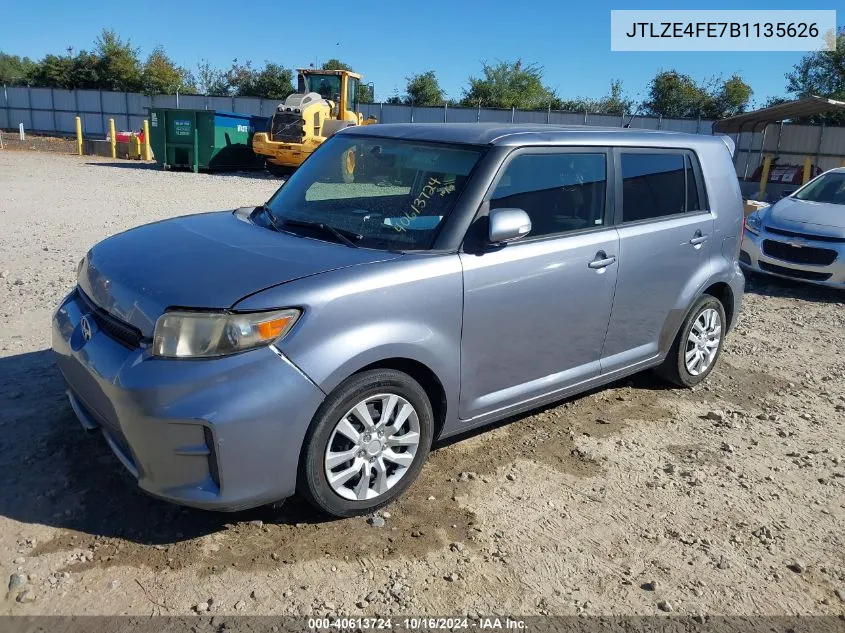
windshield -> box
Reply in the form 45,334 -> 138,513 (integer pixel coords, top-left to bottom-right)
264,135 -> 484,251
794,171 -> 845,206
306,74 -> 341,101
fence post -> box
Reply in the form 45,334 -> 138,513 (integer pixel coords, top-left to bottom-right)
477,103 -> 480,123
19,122 -> 25,140
657,114 -> 662,130
125,91 -> 130,130
50,88 -> 57,132
379,102 -> 383,122
3,85 -> 10,132
143,119 -> 152,161
813,120 -> 825,177
109,118 -> 116,158
410,105 -> 414,123
75,116 -> 83,155
511,106 -> 515,123
99,90 -> 106,138
547,103 -> 551,124
26,85 -> 32,131
443,102 -> 447,123
176,89 -> 180,109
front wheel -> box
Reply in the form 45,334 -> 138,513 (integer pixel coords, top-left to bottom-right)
656,295 -> 726,388
298,369 -> 433,517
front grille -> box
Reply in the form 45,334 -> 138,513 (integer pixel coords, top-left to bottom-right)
270,112 -> 304,143
77,288 -> 143,349
762,240 -> 837,266
766,226 -> 845,244
759,262 -> 832,282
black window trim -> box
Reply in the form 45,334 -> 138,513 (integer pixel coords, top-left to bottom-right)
470,145 -> 616,247
612,147 -> 711,227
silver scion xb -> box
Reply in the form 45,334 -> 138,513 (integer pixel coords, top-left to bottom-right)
52,124 -> 745,517
741,167 -> 845,286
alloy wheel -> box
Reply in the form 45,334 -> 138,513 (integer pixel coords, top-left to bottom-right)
324,393 -> 421,501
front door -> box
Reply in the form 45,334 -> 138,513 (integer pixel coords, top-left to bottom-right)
459,148 -> 619,421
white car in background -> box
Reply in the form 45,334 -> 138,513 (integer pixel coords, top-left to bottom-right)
741,168 -> 845,287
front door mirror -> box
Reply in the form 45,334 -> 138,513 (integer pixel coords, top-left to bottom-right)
488,207 -> 532,244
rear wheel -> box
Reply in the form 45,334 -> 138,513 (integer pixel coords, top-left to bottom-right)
298,369 -> 433,517
656,295 -> 726,388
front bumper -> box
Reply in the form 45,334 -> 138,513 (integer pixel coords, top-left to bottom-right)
51,288 -> 326,511
740,228 -> 845,288
251,133 -> 314,168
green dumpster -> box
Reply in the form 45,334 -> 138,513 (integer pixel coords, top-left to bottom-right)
146,108 -> 269,172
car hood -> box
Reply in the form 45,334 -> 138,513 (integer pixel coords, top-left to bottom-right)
78,210 -> 401,337
764,197 -> 845,238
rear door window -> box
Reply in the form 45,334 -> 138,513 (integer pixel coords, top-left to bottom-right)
620,151 -> 703,222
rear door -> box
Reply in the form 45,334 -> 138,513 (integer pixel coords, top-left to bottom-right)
459,148 -> 619,420
601,148 -> 713,373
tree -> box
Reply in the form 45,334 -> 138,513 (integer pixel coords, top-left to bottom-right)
553,80 -> 636,115
320,58 -> 373,103
141,46 -> 194,94
196,59 -> 229,96
461,59 -> 556,109
783,27 -> 845,124
321,58 -> 352,72
404,71 -> 445,106
27,54 -> 74,88
641,70 -> 752,119
69,51 -> 100,89
0,52 -> 37,85
247,62 -> 294,99
94,29 -> 142,91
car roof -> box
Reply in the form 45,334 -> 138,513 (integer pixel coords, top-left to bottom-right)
341,122 -> 727,149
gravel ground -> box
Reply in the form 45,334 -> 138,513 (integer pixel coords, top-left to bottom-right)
1,151 -> 844,617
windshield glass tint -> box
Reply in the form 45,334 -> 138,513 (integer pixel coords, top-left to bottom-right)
794,172 -> 845,206
306,74 -> 341,100
266,136 -> 483,250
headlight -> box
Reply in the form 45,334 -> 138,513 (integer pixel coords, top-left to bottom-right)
152,309 -> 300,358
744,213 -> 762,235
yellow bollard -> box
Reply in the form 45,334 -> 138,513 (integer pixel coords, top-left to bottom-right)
75,116 -> 83,156
130,133 -> 141,159
143,119 -> 152,161
757,155 -> 772,200
802,156 -> 812,184
109,118 -> 116,159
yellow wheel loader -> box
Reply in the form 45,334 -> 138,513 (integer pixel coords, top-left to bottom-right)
251,68 -> 376,178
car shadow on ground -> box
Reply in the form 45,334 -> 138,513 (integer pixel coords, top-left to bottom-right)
0,347 -> 670,546
744,272 -> 845,304
84,161 -> 283,182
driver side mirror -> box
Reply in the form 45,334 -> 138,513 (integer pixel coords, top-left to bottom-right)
488,207 -> 532,244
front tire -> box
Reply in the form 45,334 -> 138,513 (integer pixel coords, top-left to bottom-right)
298,369 -> 433,517
656,295 -> 726,388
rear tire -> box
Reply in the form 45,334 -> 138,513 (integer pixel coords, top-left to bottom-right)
298,369 -> 433,517
656,295 -> 726,388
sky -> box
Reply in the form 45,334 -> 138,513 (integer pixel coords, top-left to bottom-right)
2,0 -> 839,106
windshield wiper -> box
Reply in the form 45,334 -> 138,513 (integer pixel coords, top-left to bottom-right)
282,218 -> 362,248
255,204 -> 284,234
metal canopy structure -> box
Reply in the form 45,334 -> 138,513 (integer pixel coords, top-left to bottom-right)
713,95 -> 845,134
712,96 -> 845,192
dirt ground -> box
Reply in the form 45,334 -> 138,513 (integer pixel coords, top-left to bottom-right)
0,151 -> 843,618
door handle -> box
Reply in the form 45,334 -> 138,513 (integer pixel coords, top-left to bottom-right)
588,251 -> 617,269
689,230 -> 708,247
